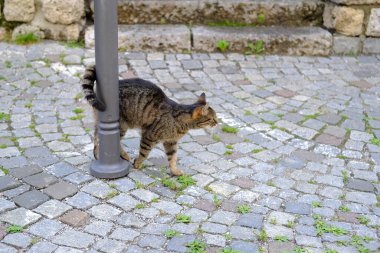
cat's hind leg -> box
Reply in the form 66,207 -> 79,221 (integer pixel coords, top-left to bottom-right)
134,133 -> 157,169
163,141 -> 184,176
119,125 -> 131,161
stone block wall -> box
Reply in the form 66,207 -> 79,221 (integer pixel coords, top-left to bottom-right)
0,0 -> 87,42
0,0 -> 379,55
324,0 -> 380,54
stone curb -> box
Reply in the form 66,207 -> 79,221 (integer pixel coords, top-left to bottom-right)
85,25 -> 333,56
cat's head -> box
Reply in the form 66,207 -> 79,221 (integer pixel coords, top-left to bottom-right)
192,93 -> 218,128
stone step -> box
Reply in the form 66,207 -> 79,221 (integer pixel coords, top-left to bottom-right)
113,0 -> 324,26
84,25 -> 332,56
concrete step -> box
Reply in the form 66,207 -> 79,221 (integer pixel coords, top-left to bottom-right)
84,25 -> 332,56
114,0 -> 324,26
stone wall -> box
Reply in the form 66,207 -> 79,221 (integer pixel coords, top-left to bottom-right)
324,0 -> 380,54
0,0 -> 87,42
0,0 -> 379,55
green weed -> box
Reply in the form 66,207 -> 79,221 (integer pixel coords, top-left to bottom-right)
6,225 -> 23,233
257,229 -> 267,242
217,40 -> 229,53
274,235 -> 289,242
213,194 -> 221,207
313,214 -> 348,236
237,204 -> 251,214
338,205 -> 350,212
176,214 -> 191,223
14,33 -> 40,45
370,138 -> 380,146
164,229 -> 180,238
221,124 -> 238,134
0,112 -> 10,122
186,240 -> 206,253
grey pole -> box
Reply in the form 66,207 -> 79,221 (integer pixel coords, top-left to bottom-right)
90,0 -> 129,178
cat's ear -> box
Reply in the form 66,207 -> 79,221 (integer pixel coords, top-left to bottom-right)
192,103 -> 209,119
197,92 -> 206,105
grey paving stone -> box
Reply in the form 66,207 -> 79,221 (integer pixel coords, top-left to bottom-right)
23,173 -> 58,189
29,219 -> 64,239
46,162 -> 77,177
2,233 -> 32,248
64,172 -> 93,185
52,229 -> 95,249
285,201 -> 311,215
81,180 -> 114,199
230,240 -> 259,253
66,192 -> 100,209
13,190 -> 50,209
108,193 -> 139,211
236,213 -> 263,229
167,235 -> 196,253
0,176 -> 20,192
346,192 -> 377,205
0,207 -> 41,227
201,222 -> 228,234
89,204 -> 121,221
0,243 -> 17,253
0,198 -> 16,212
43,181 -> 78,200
9,165 -> 42,179
138,234 -> 166,248
151,200 -> 182,215
209,210 -> 239,225
347,178 -> 375,192
131,189 -> 159,203
117,213 -> 146,228
110,227 -> 140,241
33,199 -> 72,218
27,241 -> 58,253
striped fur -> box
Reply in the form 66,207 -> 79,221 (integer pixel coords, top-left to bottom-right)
82,66 -> 106,111
83,66 -> 218,176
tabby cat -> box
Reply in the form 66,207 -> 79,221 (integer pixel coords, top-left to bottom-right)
82,66 -> 218,176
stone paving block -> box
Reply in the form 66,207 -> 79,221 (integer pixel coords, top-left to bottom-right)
52,229 -> 95,249
285,201 -> 311,215
89,204 -> 121,221
94,239 -> 127,253
46,162 -> 77,177
59,209 -> 89,227
66,192 -> 100,209
167,235 -> 196,252
0,207 -> 41,227
230,240 -> 259,253
110,227 -> 140,242
81,180 -> 115,199
2,233 -> 32,248
131,189 -> 159,203
43,181 -> 78,200
13,190 -> 50,209
0,198 -> 16,212
116,213 -> 146,228
27,241 -> 58,253
33,199 -> 72,219
108,193 -> 139,211
28,219 -> 64,239
23,173 -> 58,189
346,179 -> 375,192
9,165 -> 42,179
0,176 -> 20,192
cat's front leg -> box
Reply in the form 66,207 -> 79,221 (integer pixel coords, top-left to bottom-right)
163,141 -> 184,176
134,135 -> 157,169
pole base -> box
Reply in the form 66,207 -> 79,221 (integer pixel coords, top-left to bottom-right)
90,159 -> 130,179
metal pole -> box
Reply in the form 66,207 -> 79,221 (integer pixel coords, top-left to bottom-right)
90,0 -> 129,178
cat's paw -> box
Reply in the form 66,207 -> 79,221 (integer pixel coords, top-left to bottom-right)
133,159 -> 142,169
170,168 -> 184,176
120,151 -> 131,161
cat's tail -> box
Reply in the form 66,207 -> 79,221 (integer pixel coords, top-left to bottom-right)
82,66 -> 106,111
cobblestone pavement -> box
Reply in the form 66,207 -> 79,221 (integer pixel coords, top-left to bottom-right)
0,42 -> 379,253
